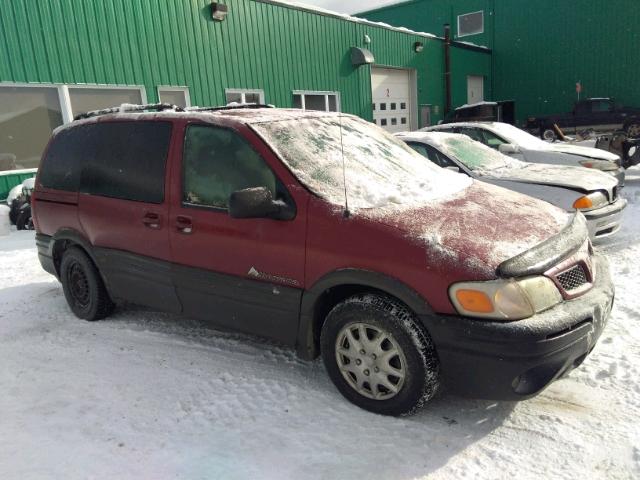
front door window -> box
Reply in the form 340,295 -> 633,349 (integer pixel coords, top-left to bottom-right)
182,125 -> 277,209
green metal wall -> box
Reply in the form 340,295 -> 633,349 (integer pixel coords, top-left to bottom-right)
0,0 -> 489,125
360,0 -> 640,124
360,0 -> 494,49
492,0 -> 640,123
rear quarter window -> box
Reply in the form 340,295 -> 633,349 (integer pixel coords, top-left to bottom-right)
39,126 -> 88,191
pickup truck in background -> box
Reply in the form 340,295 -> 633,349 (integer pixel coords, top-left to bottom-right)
525,98 -> 640,141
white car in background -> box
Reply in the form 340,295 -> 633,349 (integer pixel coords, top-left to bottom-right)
422,122 -> 625,186
397,131 -> 627,241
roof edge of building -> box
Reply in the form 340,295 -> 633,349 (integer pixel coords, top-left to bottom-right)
254,0 -> 441,40
254,0 -> 491,51
354,0 -> 421,18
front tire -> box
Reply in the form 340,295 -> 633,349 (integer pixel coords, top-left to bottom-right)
320,294 -> 440,416
60,246 -> 115,321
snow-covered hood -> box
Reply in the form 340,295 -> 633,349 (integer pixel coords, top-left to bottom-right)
483,163 -> 618,194
546,143 -> 619,162
364,181 -> 570,278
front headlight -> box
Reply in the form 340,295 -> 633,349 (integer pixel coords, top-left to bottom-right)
579,159 -> 618,171
573,191 -> 608,210
449,276 -> 562,321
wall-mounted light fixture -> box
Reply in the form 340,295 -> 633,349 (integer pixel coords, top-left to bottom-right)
211,2 -> 228,21
351,47 -> 375,66
363,34 -> 371,44
414,41 -> 424,52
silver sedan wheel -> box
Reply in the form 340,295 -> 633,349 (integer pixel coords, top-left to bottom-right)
628,124 -> 640,137
335,322 -> 407,400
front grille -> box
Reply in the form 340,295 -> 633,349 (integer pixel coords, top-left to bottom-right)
556,264 -> 588,293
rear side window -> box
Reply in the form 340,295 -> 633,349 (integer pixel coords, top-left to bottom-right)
81,122 -> 172,203
40,121 -> 172,203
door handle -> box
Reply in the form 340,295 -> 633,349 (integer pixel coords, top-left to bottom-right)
142,212 -> 161,229
176,215 -> 193,234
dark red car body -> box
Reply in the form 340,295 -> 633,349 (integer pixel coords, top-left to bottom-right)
32,108 -> 614,400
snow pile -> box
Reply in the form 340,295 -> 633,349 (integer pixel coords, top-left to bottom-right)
0,205 -> 9,236
252,116 -> 473,210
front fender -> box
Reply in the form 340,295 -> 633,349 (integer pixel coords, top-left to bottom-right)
296,268 -> 433,359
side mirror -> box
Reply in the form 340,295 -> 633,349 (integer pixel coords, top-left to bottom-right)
445,165 -> 461,172
228,187 -> 294,220
498,143 -> 520,154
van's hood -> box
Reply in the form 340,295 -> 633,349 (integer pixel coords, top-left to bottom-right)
364,181 -> 570,279
482,163 -> 617,194
546,143 -> 619,162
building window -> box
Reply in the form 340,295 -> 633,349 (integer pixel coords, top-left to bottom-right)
158,87 -> 191,108
68,86 -> 146,118
292,91 -> 340,112
225,89 -> 265,105
457,11 -> 484,37
0,84 -> 64,170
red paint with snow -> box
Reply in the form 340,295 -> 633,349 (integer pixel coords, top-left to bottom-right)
32,108 -> 569,317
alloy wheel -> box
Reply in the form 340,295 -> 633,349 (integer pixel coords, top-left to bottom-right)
335,322 -> 407,400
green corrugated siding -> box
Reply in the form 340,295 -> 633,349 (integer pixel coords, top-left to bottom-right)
360,0 -> 494,49
0,0 -> 488,124
492,0 -> 640,123
360,0 -> 640,123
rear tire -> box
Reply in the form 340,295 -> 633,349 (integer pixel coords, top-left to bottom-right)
60,246 -> 115,321
320,293 -> 440,416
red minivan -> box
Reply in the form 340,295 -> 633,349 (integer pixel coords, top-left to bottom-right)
32,105 -> 614,415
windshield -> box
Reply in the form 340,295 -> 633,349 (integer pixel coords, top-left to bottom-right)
434,134 -> 525,172
486,123 -> 551,149
251,116 -> 472,210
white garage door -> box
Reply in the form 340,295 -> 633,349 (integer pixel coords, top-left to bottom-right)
467,75 -> 484,104
371,67 -> 412,133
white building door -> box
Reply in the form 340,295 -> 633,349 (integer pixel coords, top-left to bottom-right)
467,75 -> 484,104
371,67 -> 413,133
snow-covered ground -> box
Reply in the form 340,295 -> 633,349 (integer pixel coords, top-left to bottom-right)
1,170 -> 639,480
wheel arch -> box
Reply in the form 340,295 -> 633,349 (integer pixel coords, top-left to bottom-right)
296,269 -> 433,360
50,228 -> 98,277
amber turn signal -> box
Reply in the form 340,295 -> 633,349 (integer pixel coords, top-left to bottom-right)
573,196 -> 593,209
455,289 -> 494,313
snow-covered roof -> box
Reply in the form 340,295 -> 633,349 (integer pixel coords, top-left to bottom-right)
258,0 -> 441,40
53,107 -> 339,135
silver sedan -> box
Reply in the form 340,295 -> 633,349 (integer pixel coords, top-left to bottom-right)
397,131 -> 627,241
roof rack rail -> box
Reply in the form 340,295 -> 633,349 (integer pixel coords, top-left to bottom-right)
188,104 -> 275,112
74,103 -> 184,121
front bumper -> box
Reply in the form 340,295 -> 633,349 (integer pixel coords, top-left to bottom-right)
421,253 -> 613,400
583,197 -> 627,241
